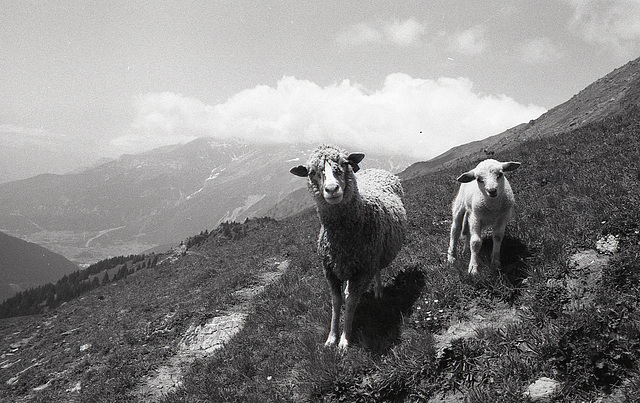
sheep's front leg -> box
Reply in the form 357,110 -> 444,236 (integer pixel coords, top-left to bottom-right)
461,212 -> 470,256
448,206 -> 466,264
339,279 -> 364,349
324,272 -> 343,348
468,218 -> 483,275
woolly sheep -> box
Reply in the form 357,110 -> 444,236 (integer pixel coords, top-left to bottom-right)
290,145 -> 407,349
447,159 -> 521,275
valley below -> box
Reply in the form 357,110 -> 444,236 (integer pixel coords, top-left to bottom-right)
0,139 -> 412,266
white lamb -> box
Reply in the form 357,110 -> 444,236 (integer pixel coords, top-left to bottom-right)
290,145 -> 407,349
447,159 -> 521,275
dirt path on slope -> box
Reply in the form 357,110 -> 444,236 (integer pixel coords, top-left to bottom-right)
137,259 -> 290,401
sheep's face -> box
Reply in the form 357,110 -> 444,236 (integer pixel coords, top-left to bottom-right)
457,159 -> 521,198
290,146 -> 364,205
316,160 -> 347,204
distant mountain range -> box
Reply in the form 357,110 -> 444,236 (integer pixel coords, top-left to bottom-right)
0,139 -> 411,264
0,231 -> 78,302
2,56 -> 639,270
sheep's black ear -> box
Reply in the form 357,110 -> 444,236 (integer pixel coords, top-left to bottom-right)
457,171 -> 476,183
502,162 -> 521,172
348,153 -> 365,164
290,165 -> 309,177
347,153 -> 365,173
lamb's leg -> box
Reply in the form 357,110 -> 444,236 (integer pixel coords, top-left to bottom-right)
324,272 -> 343,348
491,219 -> 507,268
461,211 -> 470,256
468,218 -> 482,275
447,206 -> 466,264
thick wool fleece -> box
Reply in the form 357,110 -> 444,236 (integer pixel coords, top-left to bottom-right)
311,159 -> 407,282
296,144 -> 407,348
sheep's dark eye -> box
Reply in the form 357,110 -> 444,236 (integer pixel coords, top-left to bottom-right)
477,178 -> 484,183
497,172 -> 504,179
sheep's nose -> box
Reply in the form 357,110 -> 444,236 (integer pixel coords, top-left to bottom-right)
325,183 -> 339,194
487,189 -> 498,197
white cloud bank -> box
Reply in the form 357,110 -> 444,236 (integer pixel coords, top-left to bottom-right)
113,74 -> 546,161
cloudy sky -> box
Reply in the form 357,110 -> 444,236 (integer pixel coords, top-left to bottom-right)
2,0 -> 640,182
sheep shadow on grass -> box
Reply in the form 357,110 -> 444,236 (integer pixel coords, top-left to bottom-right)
350,266 -> 425,354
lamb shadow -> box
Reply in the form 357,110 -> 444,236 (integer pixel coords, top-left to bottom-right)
480,235 -> 533,288
351,266 -> 425,354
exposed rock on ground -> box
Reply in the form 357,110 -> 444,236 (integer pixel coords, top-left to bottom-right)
524,377 -> 560,402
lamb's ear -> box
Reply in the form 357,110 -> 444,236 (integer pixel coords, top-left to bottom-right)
456,171 -> 476,183
502,162 -> 521,172
290,165 -> 309,177
347,153 -> 365,173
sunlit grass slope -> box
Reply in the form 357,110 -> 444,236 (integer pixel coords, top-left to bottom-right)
2,108 -> 638,403
167,107 -> 640,402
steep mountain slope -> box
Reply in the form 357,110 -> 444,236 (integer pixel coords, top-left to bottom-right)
0,139 -> 411,264
0,231 -> 78,302
400,56 -> 640,179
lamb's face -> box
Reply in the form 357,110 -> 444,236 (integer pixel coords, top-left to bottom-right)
457,159 -> 521,198
474,165 -> 505,198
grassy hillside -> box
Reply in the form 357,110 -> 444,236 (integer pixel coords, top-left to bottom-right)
1,108 -> 639,402
164,108 -> 640,402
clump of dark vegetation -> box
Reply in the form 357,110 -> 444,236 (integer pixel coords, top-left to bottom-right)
1,108 -> 640,402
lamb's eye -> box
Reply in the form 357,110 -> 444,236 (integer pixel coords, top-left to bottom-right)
497,172 -> 504,178
477,178 -> 484,183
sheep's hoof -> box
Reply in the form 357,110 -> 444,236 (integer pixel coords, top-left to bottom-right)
324,335 -> 338,348
468,265 -> 479,275
338,335 -> 349,350
447,255 -> 456,265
